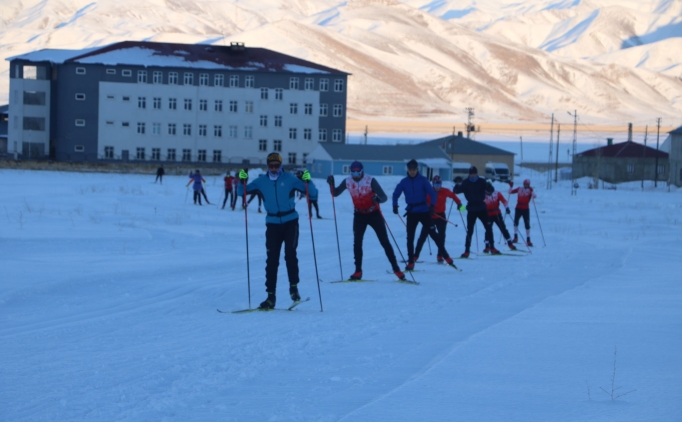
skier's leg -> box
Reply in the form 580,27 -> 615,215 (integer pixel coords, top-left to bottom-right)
414,222 -> 429,258
405,213 -> 420,262
353,213 -> 370,272
282,219 -> 300,287
432,215 -> 448,257
465,211 -> 477,251
265,223 -> 285,295
222,189 -> 230,208
426,213 -> 450,259
513,208 -> 522,235
479,211 -> 494,249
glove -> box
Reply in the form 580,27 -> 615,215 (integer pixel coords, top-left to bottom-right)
506,207 -> 511,214
393,205 -> 399,215
458,204 -> 466,212
508,181 -> 514,187
372,195 -> 381,204
301,170 -> 311,182
428,206 -> 435,216
239,169 -> 248,180
327,175 -> 335,185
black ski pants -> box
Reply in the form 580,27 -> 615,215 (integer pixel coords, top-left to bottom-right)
193,190 -> 202,205
155,174 -> 163,184
491,213 -> 512,242
201,188 -> 210,204
465,210 -> 494,250
407,212 -> 449,262
514,208 -> 531,230
308,200 -> 320,218
248,193 -> 262,207
265,218 -> 300,294
353,210 -> 400,273
415,212 -> 448,258
222,188 -> 233,208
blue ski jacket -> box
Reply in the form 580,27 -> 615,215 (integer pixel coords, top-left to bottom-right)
237,172 -> 318,224
392,173 -> 437,213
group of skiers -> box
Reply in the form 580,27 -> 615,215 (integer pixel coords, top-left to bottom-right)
225,153 -> 537,310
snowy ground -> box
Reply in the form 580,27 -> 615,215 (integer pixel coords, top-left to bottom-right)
1,168 -> 681,421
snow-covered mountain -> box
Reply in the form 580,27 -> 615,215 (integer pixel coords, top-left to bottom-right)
1,0 -> 680,125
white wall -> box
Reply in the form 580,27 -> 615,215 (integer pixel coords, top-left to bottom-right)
8,76 -> 51,156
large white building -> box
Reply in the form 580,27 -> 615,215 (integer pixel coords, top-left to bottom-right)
6,41 -> 349,166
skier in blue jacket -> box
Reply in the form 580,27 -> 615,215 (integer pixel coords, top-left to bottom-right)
237,153 -> 318,309
392,159 -> 455,271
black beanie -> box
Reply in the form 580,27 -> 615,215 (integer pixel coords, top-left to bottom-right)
407,159 -> 419,169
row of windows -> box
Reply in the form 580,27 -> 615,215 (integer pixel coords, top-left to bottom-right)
341,164 -> 394,175
77,67 -> 345,91
626,164 -> 666,174
103,146 -> 306,164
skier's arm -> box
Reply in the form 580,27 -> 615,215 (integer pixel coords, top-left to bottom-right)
424,180 -> 437,207
444,189 -> 462,206
499,192 -> 508,207
370,178 -> 387,203
509,187 -> 520,194
392,181 -> 405,207
330,178 -> 348,197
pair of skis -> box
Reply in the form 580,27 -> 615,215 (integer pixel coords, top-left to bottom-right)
218,297 -> 310,314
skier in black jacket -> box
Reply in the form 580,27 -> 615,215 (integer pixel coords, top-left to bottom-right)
453,166 -> 498,257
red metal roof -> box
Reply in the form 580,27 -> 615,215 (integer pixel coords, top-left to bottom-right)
577,140 -> 668,158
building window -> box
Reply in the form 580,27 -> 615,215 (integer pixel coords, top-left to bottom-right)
304,103 -> 313,115
152,123 -> 161,135
274,116 -> 282,127
106,69 -> 116,75
245,76 -> 254,88
288,153 -> 297,165
137,122 -> 146,134
75,119 -> 85,127
658,165 -> 665,174
213,150 -> 222,163
122,96 -> 131,102
106,121 -> 114,126
122,69 -> 132,77
627,164 -> 635,173
169,72 -> 178,84
290,103 -> 298,114
229,125 -> 238,138
184,99 -> 192,111
289,77 -> 299,90
383,166 -> 393,175
320,104 -> 328,117
215,74 -> 224,87
304,78 -> 314,90
332,129 -> 343,142
245,126 -> 253,139
199,99 -> 207,111
182,149 -> 191,162
215,100 -> 223,112
168,123 -> 177,135
122,122 -> 130,127
152,148 -> 161,160
259,139 -> 267,151
342,165 -> 350,174
289,128 -> 297,140
138,97 -> 146,109
304,128 -> 312,140
76,67 -> 86,75
245,101 -> 254,113
153,71 -> 162,84
275,88 -> 283,100
197,149 -> 207,162
167,149 -> 176,161
136,147 -> 145,160
334,79 -> 344,92
137,70 -> 147,83
199,73 -> 209,86
199,124 -> 207,136
273,140 -> 282,152
303,153 -> 308,164
106,95 -> 115,100
260,115 -> 268,127
183,124 -> 192,136
229,75 -> 239,87
319,78 -> 329,91
261,88 -> 269,100
333,104 -> 343,117
75,93 -> 86,101
24,91 -> 46,105
229,101 -> 238,113
153,97 -> 161,109
214,125 -> 222,137
319,129 -> 327,141
104,146 -> 114,159
74,145 -> 85,152
184,73 -> 194,85
168,98 -> 177,110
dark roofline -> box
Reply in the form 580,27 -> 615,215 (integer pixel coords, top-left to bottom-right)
318,143 -> 452,161
0,104 -> 8,114
670,125 -> 682,135
577,140 -> 668,158
422,134 -> 515,156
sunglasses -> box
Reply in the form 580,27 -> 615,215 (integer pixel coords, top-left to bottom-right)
433,183 -> 442,187
350,170 -> 362,177
407,167 -> 418,171
268,162 -> 281,170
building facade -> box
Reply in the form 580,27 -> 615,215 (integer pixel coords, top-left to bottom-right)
572,140 -> 669,184
665,126 -> 682,187
6,41 -> 349,166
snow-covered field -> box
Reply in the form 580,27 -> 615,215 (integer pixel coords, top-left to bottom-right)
1,168 -> 681,421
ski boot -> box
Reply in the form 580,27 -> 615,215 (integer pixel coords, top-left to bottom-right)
490,248 -> 501,255
349,271 -> 363,281
258,207 -> 262,213
526,237 -> 533,247
259,293 -> 276,309
483,247 -> 491,254
512,234 -> 519,243
445,257 -> 458,269
394,270 -> 407,281
436,255 -> 444,263
289,284 -> 301,302
404,261 -> 415,271
507,240 -> 517,250
460,250 -> 470,258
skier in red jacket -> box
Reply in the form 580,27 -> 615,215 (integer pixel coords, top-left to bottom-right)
484,182 -> 517,252
508,179 -> 537,247
222,172 -> 235,209
414,175 -> 462,263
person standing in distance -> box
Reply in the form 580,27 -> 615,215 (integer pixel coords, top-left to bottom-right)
186,169 -> 206,205
155,166 -> 165,184
222,171 -> 235,210
297,170 -> 322,219
508,179 -> 537,247
392,159 -> 455,271
328,161 -> 406,281
453,166 -> 497,257
237,153 -> 317,309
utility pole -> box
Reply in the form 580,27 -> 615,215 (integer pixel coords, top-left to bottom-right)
520,136 -> 524,163
555,124 -> 560,183
363,125 -> 368,145
655,118 -> 661,187
465,108 -> 475,139
568,110 -> 578,195
641,125 -> 648,189
548,114 -> 554,189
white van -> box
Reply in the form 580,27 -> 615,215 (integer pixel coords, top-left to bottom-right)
451,162 -> 472,183
485,162 -> 510,182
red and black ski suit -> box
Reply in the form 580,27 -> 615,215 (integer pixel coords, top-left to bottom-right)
509,186 -> 536,234
415,188 -> 461,258
485,191 -> 512,242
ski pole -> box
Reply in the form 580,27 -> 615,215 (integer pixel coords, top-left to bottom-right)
379,209 -> 418,283
242,178 -> 252,309
426,236 -> 432,255
532,198 -> 547,247
433,214 -> 458,228
398,214 -> 407,227
515,228 -> 533,254
474,220 -> 479,252
329,183 -> 344,283
184,186 -> 189,204
305,181 -> 324,312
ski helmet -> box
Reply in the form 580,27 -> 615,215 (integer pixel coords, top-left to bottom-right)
432,175 -> 442,185
523,179 -> 531,188
485,181 -> 494,193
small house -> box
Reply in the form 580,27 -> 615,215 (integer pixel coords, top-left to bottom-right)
663,125 -> 682,187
